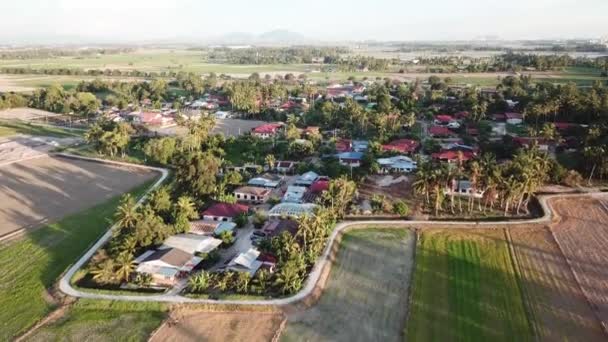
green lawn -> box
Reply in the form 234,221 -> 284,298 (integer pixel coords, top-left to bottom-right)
0,121 -> 83,138
0,181 -> 154,340
23,300 -> 167,342
406,229 -> 534,342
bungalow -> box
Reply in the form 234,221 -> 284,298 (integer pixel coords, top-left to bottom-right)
492,113 -> 507,122
335,138 -> 352,153
227,248 -> 263,276
505,113 -> 524,125
248,174 -> 283,188
377,156 -> 417,174
262,219 -> 299,238
432,150 -> 475,163
352,140 -> 370,152
233,186 -> 271,204
294,171 -> 320,187
160,234 -> 222,255
434,115 -> 454,125
135,248 -> 201,287
268,203 -> 317,218
129,111 -> 174,127
282,185 -> 307,203
382,139 -> 419,154
336,151 -> 364,168
276,161 -> 297,174
429,125 -> 456,137
189,220 -> 236,236
303,179 -> 329,202
444,180 -> 485,199
512,137 -> 551,151
251,123 -> 284,139
202,203 -> 249,222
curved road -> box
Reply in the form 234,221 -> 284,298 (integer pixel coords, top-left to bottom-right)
56,155 -> 607,306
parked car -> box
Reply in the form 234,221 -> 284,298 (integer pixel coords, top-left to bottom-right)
253,231 -> 267,237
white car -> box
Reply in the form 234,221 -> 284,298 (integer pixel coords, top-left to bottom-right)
447,121 -> 461,129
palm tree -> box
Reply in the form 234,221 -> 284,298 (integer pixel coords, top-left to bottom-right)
173,196 -> 198,233
115,252 -> 135,283
236,272 -> 251,294
114,194 -> 139,231
265,154 -> 276,171
188,272 -> 211,293
91,259 -> 117,285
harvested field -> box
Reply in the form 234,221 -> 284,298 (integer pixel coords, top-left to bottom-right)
509,227 -> 605,340
0,107 -> 59,121
0,155 -> 156,237
549,196 -> 608,332
0,135 -> 80,165
406,229 -> 533,341
150,310 -> 284,342
282,229 -> 415,342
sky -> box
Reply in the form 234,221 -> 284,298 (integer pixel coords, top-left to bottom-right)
0,0 -> 607,44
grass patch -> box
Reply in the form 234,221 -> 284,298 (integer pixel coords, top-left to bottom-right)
24,299 -> 167,342
0,180 -> 154,340
406,229 -> 533,341
0,121 -> 82,138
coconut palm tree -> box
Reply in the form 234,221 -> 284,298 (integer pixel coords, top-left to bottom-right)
115,252 -> 135,283
265,154 -> 276,171
114,194 -> 140,232
91,259 -> 117,285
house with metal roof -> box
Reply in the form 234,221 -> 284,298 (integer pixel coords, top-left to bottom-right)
159,234 -> 222,255
135,248 -> 202,287
294,171 -> 319,187
268,203 -> 317,218
227,248 -> 263,276
377,155 -> 418,174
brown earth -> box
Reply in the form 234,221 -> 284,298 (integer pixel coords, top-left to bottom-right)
508,226 -> 605,341
549,196 -> 608,334
149,309 -> 285,342
0,155 -> 156,237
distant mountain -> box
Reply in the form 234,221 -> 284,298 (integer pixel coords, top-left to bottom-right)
257,30 -> 307,44
211,30 -> 309,46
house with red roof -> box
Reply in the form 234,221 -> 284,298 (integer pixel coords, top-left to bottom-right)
512,137 -> 551,151
335,138 -> 352,153
505,113 -> 524,125
202,203 -> 249,222
251,123 -> 284,139
129,111 -> 175,127
434,115 -> 454,125
554,122 -> 578,132
432,150 -> 475,163
429,125 -> 456,137
454,111 -> 469,120
382,139 -> 420,154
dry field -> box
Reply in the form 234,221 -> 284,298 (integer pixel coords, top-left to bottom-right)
0,135 -> 79,165
150,310 -> 285,342
0,107 -> 60,121
549,196 -> 608,332
282,229 -> 415,342
509,227 -> 605,340
0,155 -> 156,237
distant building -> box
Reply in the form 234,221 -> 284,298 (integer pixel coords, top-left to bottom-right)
248,174 -> 283,188
294,171 -> 320,187
251,123 -> 284,139
382,139 -> 420,154
134,248 -> 201,287
233,186 -> 271,204
335,151 -> 364,168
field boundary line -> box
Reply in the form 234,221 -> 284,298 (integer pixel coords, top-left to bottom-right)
56,160 -> 608,305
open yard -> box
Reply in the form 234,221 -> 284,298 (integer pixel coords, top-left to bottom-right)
406,229 -> 533,341
150,309 -> 284,342
0,180 -> 154,340
549,196 -> 608,331
282,229 -> 415,342
24,300 -> 167,341
0,155 -> 157,237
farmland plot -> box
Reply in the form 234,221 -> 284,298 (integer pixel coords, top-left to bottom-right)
550,196 -> 608,332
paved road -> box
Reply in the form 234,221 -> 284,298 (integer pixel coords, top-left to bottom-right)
57,174 -> 608,305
